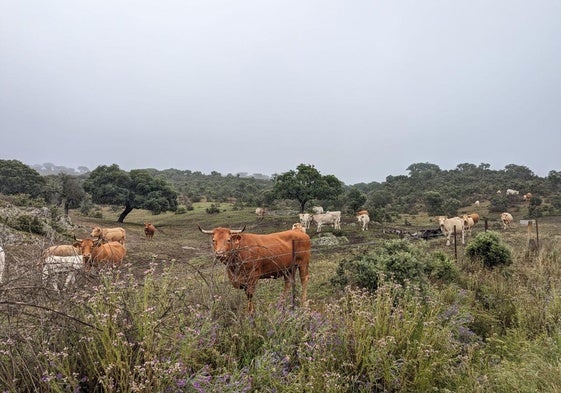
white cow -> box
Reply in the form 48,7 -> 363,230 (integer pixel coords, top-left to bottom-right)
255,207 -> 266,219
500,212 -> 514,229
42,255 -> 84,290
461,215 -> 475,235
506,189 -> 519,196
291,222 -> 307,233
438,216 -> 465,246
474,200 -> 480,207
357,214 -> 370,230
299,213 -> 312,230
312,211 -> 341,232
312,206 -> 324,214
0,246 -> 5,284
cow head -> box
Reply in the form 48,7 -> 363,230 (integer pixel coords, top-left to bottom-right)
73,236 -> 102,271
198,225 -> 246,261
91,226 -> 102,237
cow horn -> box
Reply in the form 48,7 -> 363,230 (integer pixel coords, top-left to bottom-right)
198,225 -> 214,234
230,225 -> 246,234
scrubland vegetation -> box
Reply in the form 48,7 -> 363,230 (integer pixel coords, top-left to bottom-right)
1,200 -> 561,392
2,159 -> 561,392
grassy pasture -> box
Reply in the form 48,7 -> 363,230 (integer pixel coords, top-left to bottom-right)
2,202 -> 561,392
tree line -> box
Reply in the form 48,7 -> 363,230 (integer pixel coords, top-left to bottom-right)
1,159 -> 560,223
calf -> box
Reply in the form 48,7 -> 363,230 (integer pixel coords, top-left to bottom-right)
144,223 -> 157,239
42,255 -> 83,290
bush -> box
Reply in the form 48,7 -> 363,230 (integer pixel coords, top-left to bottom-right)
331,240 -> 457,292
11,214 -> 46,235
465,231 -> 512,268
206,204 -> 220,214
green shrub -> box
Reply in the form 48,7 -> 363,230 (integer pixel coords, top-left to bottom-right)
206,204 -> 220,214
331,240 -> 457,292
175,205 -> 188,214
465,231 -> 512,268
11,214 -> 45,235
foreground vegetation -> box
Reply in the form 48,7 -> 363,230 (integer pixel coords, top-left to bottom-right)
2,158 -> 561,391
1,201 -> 561,392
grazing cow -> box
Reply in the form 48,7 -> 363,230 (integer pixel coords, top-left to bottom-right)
523,192 -> 533,202
42,255 -> 83,290
312,206 -> 324,214
356,209 -> 369,217
500,212 -> 514,230
474,200 -> 480,207
43,244 -> 81,257
144,223 -> 157,239
497,190 -> 502,194
198,225 -> 311,314
292,222 -> 306,233
312,211 -> 341,232
299,213 -> 312,230
506,189 -> 519,196
90,226 -> 126,244
0,246 -> 5,284
357,213 -> 370,231
74,238 -> 127,271
438,216 -> 465,246
255,207 -> 266,219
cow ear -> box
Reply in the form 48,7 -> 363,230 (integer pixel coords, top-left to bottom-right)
231,234 -> 242,244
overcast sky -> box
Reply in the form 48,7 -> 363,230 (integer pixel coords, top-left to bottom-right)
1,1 -> 560,184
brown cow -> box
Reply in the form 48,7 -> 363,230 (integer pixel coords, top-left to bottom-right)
43,244 -> 81,257
74,238 -> 126,271
90,226 -> 126,244
144,223 -> 156,239
468,213 -> 480,225
198,225 -> 311,314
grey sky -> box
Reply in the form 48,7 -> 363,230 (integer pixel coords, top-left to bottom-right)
1,1 -> 560,184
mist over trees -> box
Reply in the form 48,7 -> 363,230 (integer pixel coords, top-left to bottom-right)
2,159 -> 561,222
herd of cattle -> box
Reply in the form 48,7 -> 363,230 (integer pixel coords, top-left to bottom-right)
37,223 -> 156,290
0,203 -> 521,313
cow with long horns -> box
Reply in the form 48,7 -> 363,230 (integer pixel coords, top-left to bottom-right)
198,225 -> 311,313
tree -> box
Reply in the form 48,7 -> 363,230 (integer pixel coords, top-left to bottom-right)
272,164 -> 343,213
84,164 -> 178,222
0,159 -> 45,198
423,191 -> 444,216
60,174 -> 86,215
345,188 -> 367,213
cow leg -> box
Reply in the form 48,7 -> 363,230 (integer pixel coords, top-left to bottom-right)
65,271 -> 76,289
299,265 -> 310,305
245,283 -> 257,314
282,274 -> 292,300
